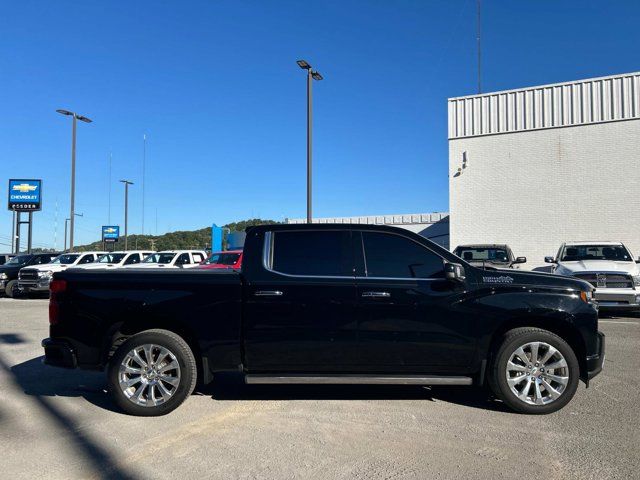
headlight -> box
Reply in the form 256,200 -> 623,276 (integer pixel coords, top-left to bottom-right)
579,290 -> 594,303
38,271 -> 53,278
0,273 -> 7,280
633,275 -> 640,287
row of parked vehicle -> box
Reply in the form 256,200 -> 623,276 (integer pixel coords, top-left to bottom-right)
455,241 -> 640,311
0,249 -> 244,297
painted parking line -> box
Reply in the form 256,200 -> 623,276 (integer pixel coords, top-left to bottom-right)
599,320 -> 639,325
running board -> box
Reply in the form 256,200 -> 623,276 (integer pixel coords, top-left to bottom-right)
244,374 -> 473,386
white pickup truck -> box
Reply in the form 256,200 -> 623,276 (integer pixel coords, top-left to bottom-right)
74,251 -> 155,270
546,242 -> 640,310
17,251 -> 106,294
122,250 -> 207,269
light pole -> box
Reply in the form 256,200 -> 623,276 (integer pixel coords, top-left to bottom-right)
120,180 -> 134,250
56,109 -> 92,251
296,60 -> 323,223
63,213 -> 83,252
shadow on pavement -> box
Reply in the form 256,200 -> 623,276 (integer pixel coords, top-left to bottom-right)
198,372 -> 513,413
10,356 -> 118,412
0,352 -> 137,479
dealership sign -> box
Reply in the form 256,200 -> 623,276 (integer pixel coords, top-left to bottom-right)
8,179 -> 42,211
102,225 -> 120,243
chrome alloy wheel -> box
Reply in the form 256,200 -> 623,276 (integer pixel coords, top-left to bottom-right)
505,341 -> 569,406
118,344 -> 181,407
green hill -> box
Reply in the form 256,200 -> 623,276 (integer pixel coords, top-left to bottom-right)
75,218 -> 279,252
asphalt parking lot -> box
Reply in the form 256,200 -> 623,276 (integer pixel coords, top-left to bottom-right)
0,298 -> 638,480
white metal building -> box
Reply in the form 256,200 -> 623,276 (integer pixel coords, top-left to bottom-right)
286,213 -> 450,249
448,71 -> 640,269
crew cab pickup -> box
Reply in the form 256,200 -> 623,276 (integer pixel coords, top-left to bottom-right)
43,224 -> 604,416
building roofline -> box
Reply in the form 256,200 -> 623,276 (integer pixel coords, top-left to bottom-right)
448,71 -> 640,101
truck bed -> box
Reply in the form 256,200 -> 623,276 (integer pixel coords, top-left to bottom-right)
52,268 -> 243,371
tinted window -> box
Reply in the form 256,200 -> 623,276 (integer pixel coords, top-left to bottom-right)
124,254 -> 140,265
78,254 -> 95,264
176,253 -> 191,265
362,232 -> 444,279
271,230 -> 352,276
455,247 -> 509,263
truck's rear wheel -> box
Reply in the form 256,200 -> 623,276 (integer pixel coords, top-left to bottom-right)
489,327 -> 580,414
108,329 -> 197,416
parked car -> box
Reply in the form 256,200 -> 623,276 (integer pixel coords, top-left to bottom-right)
545,242 -> 640,310
74,251 -> 155,270
197,250 -> 243,270
43,224 -> 604,416
123,250 -> 207,269
0,253 -> 15,266
17,251 -> 105,295
453,244 -> 526,269
0,252 -> 60,297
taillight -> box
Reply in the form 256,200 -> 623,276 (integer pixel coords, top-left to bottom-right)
50,279 -> 67,294
49,279 -> 67,325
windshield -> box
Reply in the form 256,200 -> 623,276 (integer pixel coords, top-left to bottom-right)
51,254 -> 80,265
204,253 -> 240,266
98,253 -> 127,264
142,253 -> 176,264
6,255 -> 30,266
455,247 -> 510,263
560,245 -> 632,262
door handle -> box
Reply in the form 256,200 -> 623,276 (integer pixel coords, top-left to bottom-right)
361,291 -> 391,298
254,290 -> 283,297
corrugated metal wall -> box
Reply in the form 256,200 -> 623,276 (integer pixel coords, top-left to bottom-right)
448,72 -> 640,139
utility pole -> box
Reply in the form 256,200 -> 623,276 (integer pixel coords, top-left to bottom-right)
142,134 -> 146,235
108,152 -> 112,223
477,0 -> 482,94
120,180 -> 134,250
56,109 -> 92,251
296,60 -> 323,224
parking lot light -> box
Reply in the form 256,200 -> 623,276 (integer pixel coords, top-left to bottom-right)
296,60 -> 323,224
56,108 -> 92,251
120,180 -> 134,250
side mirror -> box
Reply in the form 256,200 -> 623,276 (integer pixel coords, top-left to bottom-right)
544,256 -> 556,264
636,256 -> 640,264
513,256 -> 527,264
444,262 -> 466,282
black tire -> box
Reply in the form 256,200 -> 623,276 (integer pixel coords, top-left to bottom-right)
107,329 -> 197,416
488,327 -> 580,414
5,280 -> 16,297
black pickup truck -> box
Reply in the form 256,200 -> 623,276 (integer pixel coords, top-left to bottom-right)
43,224 -> 604,416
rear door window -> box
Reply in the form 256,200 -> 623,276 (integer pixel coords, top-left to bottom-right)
270,230 -> 352,276
176,253 -> 191,265
361,232 -> 444,279
124,254 -> 140,265
78,254 -> 95,264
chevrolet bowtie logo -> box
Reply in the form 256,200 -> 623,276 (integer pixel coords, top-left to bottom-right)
12,183 -> 37,193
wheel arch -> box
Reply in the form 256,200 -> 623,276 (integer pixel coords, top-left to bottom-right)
101,316 -> 210,385
484,316 -> 587,384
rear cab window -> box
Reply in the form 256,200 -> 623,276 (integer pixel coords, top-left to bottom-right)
267,230 -> 353,277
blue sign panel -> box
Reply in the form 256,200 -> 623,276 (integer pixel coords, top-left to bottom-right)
102,225 -> 120,243
8,179 -> 42,211
211,224 -> 223,253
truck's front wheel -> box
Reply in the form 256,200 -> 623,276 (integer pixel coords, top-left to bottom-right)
107,329 -> 197,416
489,327 -> 580,414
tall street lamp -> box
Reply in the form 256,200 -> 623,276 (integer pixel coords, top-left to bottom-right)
296,60 -> 323,223
63,213 -> 83,252
120,180 -> 134,250
56,109 -> 92,251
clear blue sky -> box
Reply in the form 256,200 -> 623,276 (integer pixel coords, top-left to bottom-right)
1,0 -> 639,249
